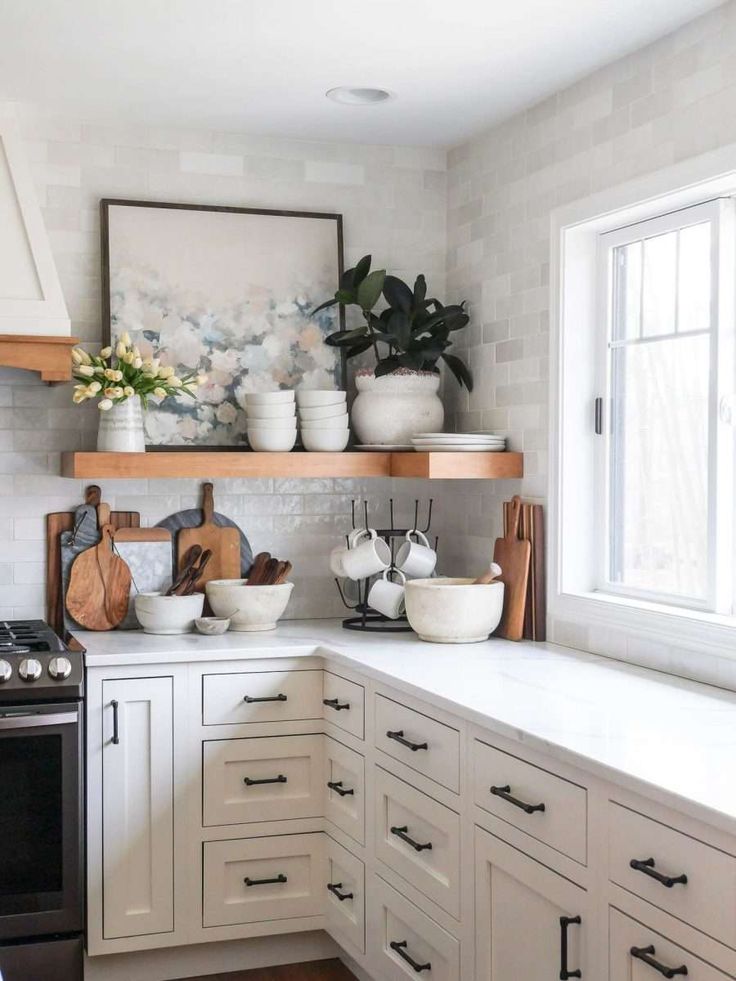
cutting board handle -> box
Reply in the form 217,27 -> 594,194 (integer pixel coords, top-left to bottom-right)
202,482 -> 215,526
506,495 -> 522,540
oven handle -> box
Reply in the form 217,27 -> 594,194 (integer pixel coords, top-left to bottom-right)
0,710 -> 78,730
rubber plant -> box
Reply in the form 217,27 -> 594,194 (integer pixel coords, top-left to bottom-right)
312,255 -> 473,391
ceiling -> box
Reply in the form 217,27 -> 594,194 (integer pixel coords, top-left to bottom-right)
0,0 -> 724,147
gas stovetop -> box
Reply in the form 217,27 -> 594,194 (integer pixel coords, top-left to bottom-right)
0,620 -> 83,702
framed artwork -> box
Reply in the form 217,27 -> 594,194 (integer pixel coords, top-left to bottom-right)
101,199 -> 345,448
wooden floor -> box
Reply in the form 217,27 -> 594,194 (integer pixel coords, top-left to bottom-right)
180,958 -> 357,981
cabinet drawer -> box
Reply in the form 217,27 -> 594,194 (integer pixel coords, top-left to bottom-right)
610,908 -> 732,981
375,694 -> 460,793
609,802 -> 736,948
203,735 -> 323,827
203,833 -> 324,927
326,837 -> 365,955
369,876 -> 459,981
325,736 -> 365,845
323,672 -> 365,740
474,740 -> 587,864
375,766 -> 460,917
203,670 -> 323,725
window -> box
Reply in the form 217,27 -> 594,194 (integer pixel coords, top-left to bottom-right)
596,201 -> 735,614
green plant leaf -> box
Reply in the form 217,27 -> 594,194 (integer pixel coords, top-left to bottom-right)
345,338 -> 375,358
374,356 -> 401,377
310,297 -> 339,316
383,275 -> 414,313
397,351 -> 425,372
353,254 -> 372,287
357,269 -> 386,311
445,312 -> 470,331
324,326 -> 368,347
441,352 -> 474,391
388,310 -> 411,350
336,288 -> 357,305
413,274 -> 427,306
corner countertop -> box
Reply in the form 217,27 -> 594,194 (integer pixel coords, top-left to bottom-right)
74,619 -> 736,835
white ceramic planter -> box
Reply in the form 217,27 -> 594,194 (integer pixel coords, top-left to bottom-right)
351,370 -> 444,445
97,396 -> 145,452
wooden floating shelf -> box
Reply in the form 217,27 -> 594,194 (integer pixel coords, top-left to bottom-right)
61,450 -> 523,481
0,334 -> 79,382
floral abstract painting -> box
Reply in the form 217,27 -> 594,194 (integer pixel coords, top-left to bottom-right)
102,200 -> 344,447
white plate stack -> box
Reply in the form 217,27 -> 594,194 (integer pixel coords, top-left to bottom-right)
296,390 -> 350,451
245,391 -> 297,451
411,432 -> 507,452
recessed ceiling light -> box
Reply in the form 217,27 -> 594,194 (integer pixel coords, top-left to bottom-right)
326,87 -> 391,106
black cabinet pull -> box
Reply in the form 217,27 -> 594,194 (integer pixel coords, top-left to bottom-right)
111,699 -> 120,745
243,774 -> 287,786
390,825 -> 432,852
323,697 -> 350,711
327,881 -> 353,902
560,915 -> 582,979
630,945 -> 688,978
490,784 -> 546,814
244,874 -> 287,887
243,693 -> 287,703
630,858 -> 688,889
327,780 -> 354,797
390,940 -> 431,973
386,729 -> 428,752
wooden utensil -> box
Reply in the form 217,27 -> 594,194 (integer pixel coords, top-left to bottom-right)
504,499 -> 546,642
66,525 -> 132,631
246,552 -> 272,585
175,483 -> 240,591
493,495 -> 531,641
472,562 -> 502,585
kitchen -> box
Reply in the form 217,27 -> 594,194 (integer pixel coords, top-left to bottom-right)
2,1 -> 736,979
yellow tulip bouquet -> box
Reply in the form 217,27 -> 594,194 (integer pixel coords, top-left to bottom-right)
71,332 -> 206,411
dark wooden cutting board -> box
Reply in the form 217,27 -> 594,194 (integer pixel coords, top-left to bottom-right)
493,495 -> 531,641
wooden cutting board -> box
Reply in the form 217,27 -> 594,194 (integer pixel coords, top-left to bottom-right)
504,499 -> 546,642
493,495 -> 531,641
66,525 -> 132,631
176,482 -> 240,591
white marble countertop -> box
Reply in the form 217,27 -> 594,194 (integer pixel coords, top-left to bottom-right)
75,619 -> 736,834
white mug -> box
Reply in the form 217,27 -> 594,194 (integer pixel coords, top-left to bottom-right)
329,528 -> 372,577
368,569 -> 407,619
342,529 -> 391,580
396,530 -> 437,579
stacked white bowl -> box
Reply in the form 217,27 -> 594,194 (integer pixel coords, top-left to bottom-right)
245,391 -> 297,451
296,390 -> 349,451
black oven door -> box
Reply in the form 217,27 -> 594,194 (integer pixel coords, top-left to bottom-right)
0,702 -> 83,940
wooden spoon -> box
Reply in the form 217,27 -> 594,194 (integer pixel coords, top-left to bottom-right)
247,552 -> 271,585
473,562 -> 503,585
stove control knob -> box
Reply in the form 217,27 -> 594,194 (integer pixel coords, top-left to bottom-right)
19,658 -> 42,682
0,659 -> 11,683
48,656 -> 72,681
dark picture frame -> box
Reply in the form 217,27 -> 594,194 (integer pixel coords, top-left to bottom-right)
100,198 -> 346,449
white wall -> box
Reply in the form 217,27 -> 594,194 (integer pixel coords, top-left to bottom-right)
0,107 -> 447,619
444,1 -> 736,685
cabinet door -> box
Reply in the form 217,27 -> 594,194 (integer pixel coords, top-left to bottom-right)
102,677 -> 174,939
475,826 -> 589,981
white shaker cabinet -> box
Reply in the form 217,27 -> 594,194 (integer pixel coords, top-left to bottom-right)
100,677 -> 175,940
475,826 -> 589,981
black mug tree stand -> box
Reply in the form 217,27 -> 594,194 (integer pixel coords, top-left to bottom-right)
335,498 -> 438,633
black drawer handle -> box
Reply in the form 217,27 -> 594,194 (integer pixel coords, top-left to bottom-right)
244,874 -> 287,887
327,780 -> 354,797
390,940 -> 431,973
391,825 -> 432,852
243,693 -> 287,703
323,697 -> 350,711
243,774 -> 287,786
386,729 -> 428,752
490,784 -> 546,814
327,881 -> 353,902
630,858 -> 688,889
560,915 -> 582,979
111,699 -> 120,745
631,945 -> 688,978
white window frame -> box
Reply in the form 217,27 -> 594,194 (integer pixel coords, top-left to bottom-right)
550,143 -> 736,659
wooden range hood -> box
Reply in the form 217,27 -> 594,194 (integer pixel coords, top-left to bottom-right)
0,104 -> 76,381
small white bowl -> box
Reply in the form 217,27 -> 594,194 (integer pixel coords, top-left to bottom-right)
301,428 -> 350,452
245,416 -> 297,430
206,579 -> 294,631
247,427 -> 297,452
195,616 -> 231,635
244,403 -> 297,419
299,403 -> 350,420
299,414 -> 349,430
134,592 -> 204,635
404,577 -> 504,643
296,390 -> 347,408
245,391 -> 295,405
